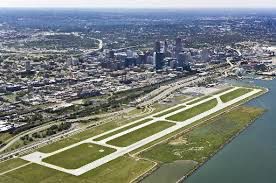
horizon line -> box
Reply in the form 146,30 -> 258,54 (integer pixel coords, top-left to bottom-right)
0,6 -> 276,9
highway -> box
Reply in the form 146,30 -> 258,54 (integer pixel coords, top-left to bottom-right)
0,103 -> 152,161
0,65 -> 229,161
137,76 -> 201,107
0,121 -> 66,154
84,39 -> 103,55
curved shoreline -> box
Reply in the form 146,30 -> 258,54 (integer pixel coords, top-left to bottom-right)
176,111 -> 265,183
138,88 -> 268,183
176,88 -> 268,183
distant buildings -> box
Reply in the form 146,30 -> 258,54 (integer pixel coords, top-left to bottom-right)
154,52 -> 165,70
98,38 -> 193,71
164,40 -> 168,53
154,41 -> 161,53
175,37 -> 183,56
109,50 -> 115,59
0,121 -> 26,132
201,49 -> 211,62
177,52 -> 189,68
25,61 -> 32,72
154,40 -> 165,70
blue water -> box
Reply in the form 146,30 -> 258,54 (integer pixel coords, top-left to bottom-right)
185,79 -> 276,183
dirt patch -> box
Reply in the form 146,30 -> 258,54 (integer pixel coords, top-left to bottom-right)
169,136 -> 188,145
188,147 -> 204,151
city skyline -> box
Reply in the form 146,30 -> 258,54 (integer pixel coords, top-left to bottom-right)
0,5 -> 275,183
0,0 -> 276,8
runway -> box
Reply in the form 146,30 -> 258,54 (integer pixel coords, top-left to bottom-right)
21,87 -> 261,176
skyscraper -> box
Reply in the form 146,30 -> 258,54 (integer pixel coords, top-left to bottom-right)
154,41 -> 161,53
177,52 -> 187,68
164,40 -> 168,53
175,37 -> 182,55
155,52 -> 165,70
177,52 -> 191,71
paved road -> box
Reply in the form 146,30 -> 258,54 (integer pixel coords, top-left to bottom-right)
0,105 -> 150,161
137,76 -> 202,107
0,121 -> 66,153
84,39 -> 103,54
21,87 -> 261,176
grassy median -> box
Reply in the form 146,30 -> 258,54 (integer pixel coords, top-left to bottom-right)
141,106 -> 265,164
167,99 -> 218,122
43,143 -> 116,169
38,104 -> 171,153
154,106 -> 185,118
94,118 -> 152,141
0,92 -> 266,183
0,158 -> 28,174
38,117 -> 149,153
210,87 -> 234,95
220,88 -> 252,103
0,155 -> 154,183
186,96 -> 212,105
107,121 -> 175,147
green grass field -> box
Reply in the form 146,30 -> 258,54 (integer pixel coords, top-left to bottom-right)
154,106 -> 185,118
220,88 -> 252,103
0,90 -> 266,183
0,132 -> 13,143
210,87 -> 233,95
43,143 -> 116,169
38,102 -> 176,153
0,156 -> 154,183
38,102 -> 174,154
94,118 -> 152,141
186,96 -> 211,105
38,125 -> 117,154
167,99 -> 218,122
107,121 -> 175,147
141,106 -> 265,163
38,116 -> 147,153
0,159 -> 28,174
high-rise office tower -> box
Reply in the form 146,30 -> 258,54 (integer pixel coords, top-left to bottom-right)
177,52 -> 187,68
175,37 -> 182,55
177,52 -> 191,71
154,52 -> 165,70
154,41 -> 161,53
164,40 -> 168,53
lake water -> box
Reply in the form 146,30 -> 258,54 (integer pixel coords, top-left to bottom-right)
141,160 -> 197,183
185,79 -> 276,183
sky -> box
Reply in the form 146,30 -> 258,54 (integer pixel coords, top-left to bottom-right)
0,0 -> 275,8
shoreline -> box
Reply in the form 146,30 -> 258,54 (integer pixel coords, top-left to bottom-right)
138,87 -> 268,183
176,110 -> 265,183
176,88 -> 268,183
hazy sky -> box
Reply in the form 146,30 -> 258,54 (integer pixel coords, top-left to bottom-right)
0,0 -> 275,8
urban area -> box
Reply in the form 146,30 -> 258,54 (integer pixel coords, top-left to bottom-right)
0,9 -> 275,183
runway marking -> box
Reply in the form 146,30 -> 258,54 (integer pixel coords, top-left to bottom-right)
19,87 -> 261,176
